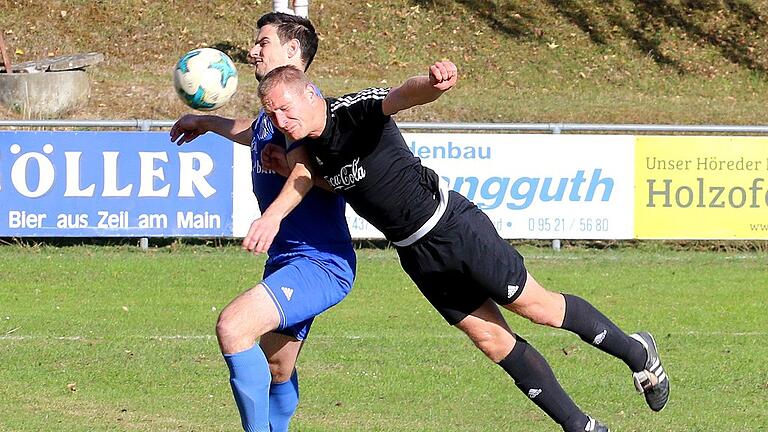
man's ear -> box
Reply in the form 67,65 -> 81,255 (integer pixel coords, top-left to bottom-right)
305,83 -> 316,100
288,39 -> 301,59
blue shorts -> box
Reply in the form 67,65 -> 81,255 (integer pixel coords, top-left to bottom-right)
261,247 -> 355,340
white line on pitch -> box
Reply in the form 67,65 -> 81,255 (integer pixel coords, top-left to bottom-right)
1,331 -> 767,341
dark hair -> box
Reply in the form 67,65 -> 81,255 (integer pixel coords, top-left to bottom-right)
257,12 -> 319,71
257,65 -> 309,100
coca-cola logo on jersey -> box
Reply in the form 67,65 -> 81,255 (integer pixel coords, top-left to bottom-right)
327,158 -> 366,190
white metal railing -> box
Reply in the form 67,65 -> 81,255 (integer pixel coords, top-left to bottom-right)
3,120 -> 768,134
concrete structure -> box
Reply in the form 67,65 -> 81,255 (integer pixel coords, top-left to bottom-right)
0,70 -> 90,117
0,53 -> 102,117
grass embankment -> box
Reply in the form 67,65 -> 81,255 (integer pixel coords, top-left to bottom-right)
3,1 -> 768,124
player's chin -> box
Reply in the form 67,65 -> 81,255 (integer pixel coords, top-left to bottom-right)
253,65 -> 266,80
285,128 -> 302,140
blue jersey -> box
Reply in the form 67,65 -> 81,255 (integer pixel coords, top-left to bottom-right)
250,111 -> 352,256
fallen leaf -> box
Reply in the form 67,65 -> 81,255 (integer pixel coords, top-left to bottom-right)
561,344 -> 579,356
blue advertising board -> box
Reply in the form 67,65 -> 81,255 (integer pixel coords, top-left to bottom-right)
0,131 -> 233,236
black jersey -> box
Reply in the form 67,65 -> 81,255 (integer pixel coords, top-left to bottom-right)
291,88 -> 441,242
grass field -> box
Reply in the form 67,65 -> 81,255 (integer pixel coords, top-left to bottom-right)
1,243 -> 766,431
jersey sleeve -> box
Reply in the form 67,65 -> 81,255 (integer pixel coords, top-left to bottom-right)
250,111 -> 263,146
330,87 -> 390,127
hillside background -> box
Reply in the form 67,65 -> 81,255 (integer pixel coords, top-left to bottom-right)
3,0 -> 768,124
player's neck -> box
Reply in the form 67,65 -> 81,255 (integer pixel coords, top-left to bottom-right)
307,98 -> 327,139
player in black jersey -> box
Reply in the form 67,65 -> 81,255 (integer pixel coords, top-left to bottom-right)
245,62 -> 669,432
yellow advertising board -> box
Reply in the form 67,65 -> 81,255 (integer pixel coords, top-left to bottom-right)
635,136 -> 768,239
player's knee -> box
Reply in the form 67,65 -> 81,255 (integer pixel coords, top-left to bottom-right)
215,307 -> 254,348
511,293 -> 564,327
522,304 -> 561,327
214,310 -> 237,344
465,328 -> 513,362
267,359 -> 294,383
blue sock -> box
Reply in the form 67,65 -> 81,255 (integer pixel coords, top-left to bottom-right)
223,345 -> 272,432
269,370 -> 300,432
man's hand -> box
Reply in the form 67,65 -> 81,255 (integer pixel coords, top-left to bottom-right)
383,60 -> 458,116
261,143 -> 290,177
428,60 -> 458,92
170,114 -> 209,145
242,214 -> 282,254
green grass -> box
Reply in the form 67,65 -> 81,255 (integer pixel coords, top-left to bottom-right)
1,244 -> 766,431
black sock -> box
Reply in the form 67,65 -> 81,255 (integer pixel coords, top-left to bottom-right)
561,294 -> 646,372
498,335 -> 590,432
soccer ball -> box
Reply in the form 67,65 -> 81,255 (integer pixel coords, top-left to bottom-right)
173,48 -> 238,111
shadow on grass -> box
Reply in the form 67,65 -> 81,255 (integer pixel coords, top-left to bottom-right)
410,0 -> 768,74
211,42 -> 250,64
410,0 -> 530,36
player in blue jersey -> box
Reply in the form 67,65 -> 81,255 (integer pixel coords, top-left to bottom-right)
169,12 -> 355,432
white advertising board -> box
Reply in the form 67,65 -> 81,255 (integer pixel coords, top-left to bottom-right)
234,133 -> 636,240
232,144 -> 261,237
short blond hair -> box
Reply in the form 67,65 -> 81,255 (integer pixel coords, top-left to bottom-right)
257,65 -> 309,100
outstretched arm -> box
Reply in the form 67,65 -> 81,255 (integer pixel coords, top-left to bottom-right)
381,60 -> 458,116
170,114 -> 254,146
241,145 -> 316,253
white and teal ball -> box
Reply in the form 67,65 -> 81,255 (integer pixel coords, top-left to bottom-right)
173,48 -> 238,111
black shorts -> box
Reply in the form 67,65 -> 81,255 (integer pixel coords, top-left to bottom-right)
395,191 -> 528,325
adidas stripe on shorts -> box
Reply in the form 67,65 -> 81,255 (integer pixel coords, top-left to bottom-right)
261,248 -> 355,340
